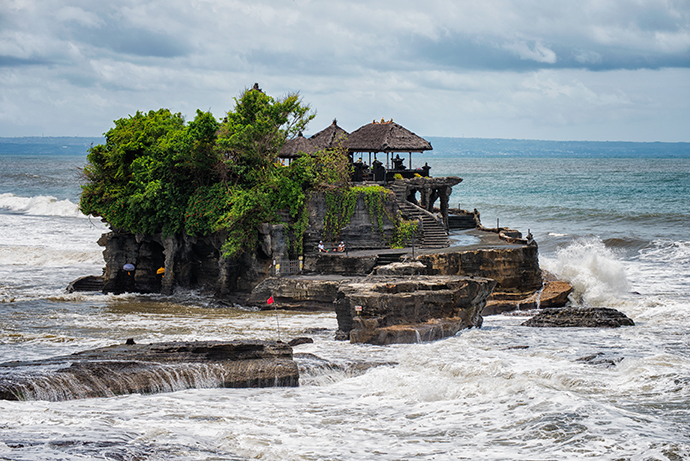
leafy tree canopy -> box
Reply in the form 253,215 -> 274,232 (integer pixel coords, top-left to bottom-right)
79,85 -> 352,257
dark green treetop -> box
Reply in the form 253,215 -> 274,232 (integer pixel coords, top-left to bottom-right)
79,85 -> 347,257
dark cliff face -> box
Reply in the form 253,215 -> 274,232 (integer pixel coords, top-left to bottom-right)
97,189 -> 399,295
98,231 -> 263,296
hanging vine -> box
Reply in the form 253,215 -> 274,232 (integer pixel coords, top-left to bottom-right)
322,185 -> 395,242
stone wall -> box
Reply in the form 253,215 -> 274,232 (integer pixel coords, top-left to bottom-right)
98,230 -> 275,295
302,191 -> 398,253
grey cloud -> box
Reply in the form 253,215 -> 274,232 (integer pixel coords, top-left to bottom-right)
64,21 -> 192,59
403,33 -> 690,72
0,55 -> 48,67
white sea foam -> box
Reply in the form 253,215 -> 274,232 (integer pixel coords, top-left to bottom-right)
0,246 -> 103,266
540,237 -> 630,307
0,193 -> 86,218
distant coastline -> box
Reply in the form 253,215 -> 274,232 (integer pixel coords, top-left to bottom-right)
0,136 -> 104,156
1,136 -> 688,158
426,136 -> 690,158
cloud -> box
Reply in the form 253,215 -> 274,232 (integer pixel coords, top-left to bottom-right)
0,0 -> 689,141
503,40 -> 558,64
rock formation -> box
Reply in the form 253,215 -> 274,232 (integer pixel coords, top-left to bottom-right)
247,275 -> 349,310
334,275 -> 496,345
0,340 -> 298,401
521,308 -> 635,328
302,191 -> 399,252
416,245 -> 543,292
483,279 -> 574,315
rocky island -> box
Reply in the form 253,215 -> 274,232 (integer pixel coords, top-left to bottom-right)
40,84 -> 614,400
72,84 -> 574,342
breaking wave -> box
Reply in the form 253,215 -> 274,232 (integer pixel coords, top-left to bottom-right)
540,237 -> 630,306
0,193 -> 86,218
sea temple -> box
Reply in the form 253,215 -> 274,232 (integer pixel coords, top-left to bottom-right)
2,87 -> 634,402
70,115 -> 572,346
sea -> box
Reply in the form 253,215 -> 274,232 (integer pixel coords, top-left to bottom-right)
0,136 -> 688,460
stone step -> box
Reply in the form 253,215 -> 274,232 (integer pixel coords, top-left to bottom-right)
376,253 -> 405,265
391,188 -> 450,249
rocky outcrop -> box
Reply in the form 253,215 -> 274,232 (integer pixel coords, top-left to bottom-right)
96,230 -> 277,296
334,276 -> 496,345
484,280 -> 573,315
521,308 -> 634,328
416,245 -> 542,292
67,275 -> 104,292
373,261 -> 428,276
518,281 -> 573,309
247,276 -> 350,310
0,340 -> 298,401
303,253 -> 379,275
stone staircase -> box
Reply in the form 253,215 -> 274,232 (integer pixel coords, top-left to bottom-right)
388,184 -> 450,249
376,252 -> 407,265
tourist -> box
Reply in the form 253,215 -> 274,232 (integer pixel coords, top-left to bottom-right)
337,241 -> 345,252
318,241 -> 326,252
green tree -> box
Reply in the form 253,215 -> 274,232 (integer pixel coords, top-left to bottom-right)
79,85 -> 360,260
216,85 -> 314,185
80,109 -> 220,235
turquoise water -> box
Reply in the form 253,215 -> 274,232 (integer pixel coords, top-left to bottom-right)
0,137 -> 689,460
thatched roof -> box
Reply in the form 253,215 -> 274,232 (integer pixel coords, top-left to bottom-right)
309,119 -> 349,150
278,132 -> 320,159
345,120 -> 432,153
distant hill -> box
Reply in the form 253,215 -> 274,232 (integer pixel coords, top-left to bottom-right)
0,137 -> 104,156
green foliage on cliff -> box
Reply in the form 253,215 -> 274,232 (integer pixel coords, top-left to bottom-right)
80,86 -> 322,257
80,84 -> 405,257
390,218 -> 419,248
80,108 -> 220,236
322,185 -> 395,242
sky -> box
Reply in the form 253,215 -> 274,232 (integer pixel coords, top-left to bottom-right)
1,0 -> 689,142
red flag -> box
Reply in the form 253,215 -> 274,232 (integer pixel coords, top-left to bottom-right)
267,295 -> 274,305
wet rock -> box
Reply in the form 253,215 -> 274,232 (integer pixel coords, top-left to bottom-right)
518,281 -> 574,309
576,352 -> 624,367
521,308 -> 635,328
484,280 -> 574,315
247,276 -> 348,310
288,337 -> 314,347
416,245 -> 542,293
303,253 -> 379,275
0,340 -> 298,401
334,275 -> 496,345
373,261 -> 428,276
66,275 -> 104,293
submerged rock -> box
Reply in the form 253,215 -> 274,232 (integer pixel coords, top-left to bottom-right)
521,307 -> 634,328
0,340 -> 298,401
66,275 -> 104,293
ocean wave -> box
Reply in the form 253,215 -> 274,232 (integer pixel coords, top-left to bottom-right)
0,246 -> 103,267
0,193 -> 86,218
637,239 -> 690,264
540,237 -> 630,307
